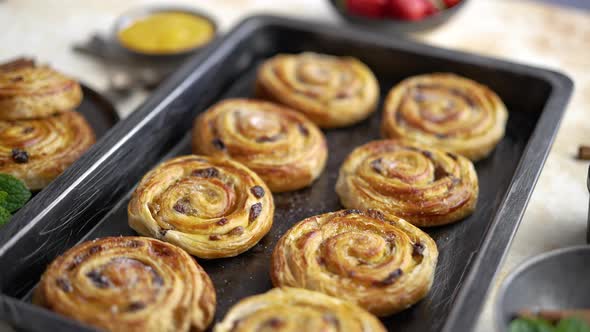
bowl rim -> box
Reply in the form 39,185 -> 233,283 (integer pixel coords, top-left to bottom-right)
494,244 -> 590,332
111,5 -> 218,58
327,0 -> 468,26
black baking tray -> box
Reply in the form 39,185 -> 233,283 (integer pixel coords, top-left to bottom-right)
0,15 -> 572,332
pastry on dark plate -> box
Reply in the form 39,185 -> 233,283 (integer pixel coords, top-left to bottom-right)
0,58 -> 83,120
0,112 -> 96,190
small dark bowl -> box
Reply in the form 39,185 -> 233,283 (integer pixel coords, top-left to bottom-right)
495,246 -> 590,332
328,0 -> 468,33
112,5 -> 217,62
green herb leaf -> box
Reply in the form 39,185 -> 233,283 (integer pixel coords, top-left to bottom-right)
0,207 -> 11,226
555,318 -> 590,332
510,318 -> 555,332
0,174 -> 31,213
0,191 -> 7,206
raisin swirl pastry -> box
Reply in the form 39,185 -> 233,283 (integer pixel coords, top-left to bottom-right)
271,209 -> 438,316
381,73 -> 508,161
0,112 -> 96,190
256,52 -> 379,128
214,287 -> 386,332
128,155 -> 274,259
336,140 -> 478,227
0,58 -> 83,120
192,99 -> 328,192
33,237 -> 216,332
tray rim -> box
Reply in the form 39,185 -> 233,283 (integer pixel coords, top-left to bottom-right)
442,71 -> 572,331
0,15 -> 573,332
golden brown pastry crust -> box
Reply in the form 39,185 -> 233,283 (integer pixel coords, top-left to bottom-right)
336,140 -> 478,227
0,112 -> 96,190
128,155 -> 274,259
270,209 -> 438,316
0,58 -> 83,120
192,98 -> 328,192
33,236 -> 216,332
255,52 -> 379,128
214,287 -> 386,332
381,73 -> 508,161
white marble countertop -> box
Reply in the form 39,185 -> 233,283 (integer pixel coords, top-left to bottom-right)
1,0 -> 589,331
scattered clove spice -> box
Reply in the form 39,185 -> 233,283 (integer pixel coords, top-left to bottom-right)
578,145 -> 590,160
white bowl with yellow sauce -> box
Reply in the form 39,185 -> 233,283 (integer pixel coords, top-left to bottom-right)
113,6 -> 217,58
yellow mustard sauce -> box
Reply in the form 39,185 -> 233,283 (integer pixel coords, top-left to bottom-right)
118,12 -> 214,54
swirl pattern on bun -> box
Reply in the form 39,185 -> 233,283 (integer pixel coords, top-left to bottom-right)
0,58 -> 83,120
192,99 -> 327,192
0,112 -> 96,190
336,139 -> 478,227
128,155 -> 274,259
214,287 -> 386,332
381,73 -> 508,161
271,209 -> 438,316
256,52 -> 379,128
34,236 -> 216,332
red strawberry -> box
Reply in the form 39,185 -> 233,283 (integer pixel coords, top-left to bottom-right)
389,0 -> 432,21
346,0 -> 389,18
424,0 -> 438,15
443,0 -> 461,7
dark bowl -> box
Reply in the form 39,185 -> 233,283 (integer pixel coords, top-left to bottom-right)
328,0 -> 468,33
495,246 -> 590,332
111,5 -> 218,62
